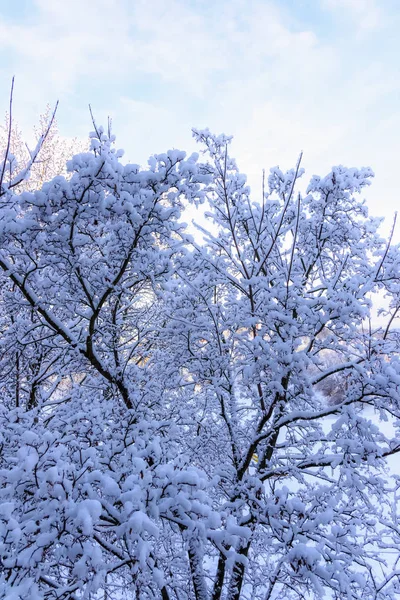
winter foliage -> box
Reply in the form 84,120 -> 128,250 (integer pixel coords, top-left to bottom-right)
0,106 -> 400,599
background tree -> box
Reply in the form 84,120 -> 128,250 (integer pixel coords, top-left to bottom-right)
0,101 -> 86,193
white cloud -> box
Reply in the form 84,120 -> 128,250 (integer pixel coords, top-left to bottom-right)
0,0 -> 398,235
322,0 -> 383,32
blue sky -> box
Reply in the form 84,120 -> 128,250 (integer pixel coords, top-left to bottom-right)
0,0 -> 399,231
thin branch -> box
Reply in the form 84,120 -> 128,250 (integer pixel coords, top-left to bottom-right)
286,192 -> 301,298
256,152 -> 303,277
0,76 -> 15,191
375,211 -> 397,281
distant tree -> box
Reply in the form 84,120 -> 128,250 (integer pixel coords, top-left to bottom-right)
0,91 -> 85,194
0,102 -> 399,599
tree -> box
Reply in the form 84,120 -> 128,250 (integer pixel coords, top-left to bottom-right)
0,82 -> 86,411
0,115 -> 399,599
0,100 -> 85,194
164,131 -> 400,599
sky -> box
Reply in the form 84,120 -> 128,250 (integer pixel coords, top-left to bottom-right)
0,0 -> 399,234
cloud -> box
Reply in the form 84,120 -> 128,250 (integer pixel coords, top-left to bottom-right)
0,0 -> 399,236
0,0 -> 231,99
0,0 -> 329,101
322,0 -> 383,32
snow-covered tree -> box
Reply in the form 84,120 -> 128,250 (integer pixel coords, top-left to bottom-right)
0,117 -> 399,599
163,130 -> 400,599
0,83 -> 86,411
